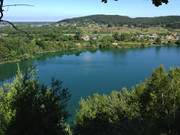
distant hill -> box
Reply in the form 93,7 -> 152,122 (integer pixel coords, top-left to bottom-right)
58,15 -> 180,28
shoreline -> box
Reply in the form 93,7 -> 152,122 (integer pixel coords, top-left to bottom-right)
0,47 -> 98,65
0,43 -> 179,65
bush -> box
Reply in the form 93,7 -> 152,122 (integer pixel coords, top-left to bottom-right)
0,107 -> 6,135
0,67 -> 71,135
175,40 -> 180,45
74,66 -> 180,135
73,90 -> 142,135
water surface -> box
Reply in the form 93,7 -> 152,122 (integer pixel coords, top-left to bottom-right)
0,47 -> 180,117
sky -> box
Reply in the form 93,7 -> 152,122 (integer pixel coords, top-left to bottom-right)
3,0 -> 180,22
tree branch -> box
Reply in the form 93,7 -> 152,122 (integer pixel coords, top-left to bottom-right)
3,4 -> 33,7
0,20 -> 31,37
101,0 -> 169,7
0,0 -> 33,37
0,0 -> 4,20
1,20 -> 18,30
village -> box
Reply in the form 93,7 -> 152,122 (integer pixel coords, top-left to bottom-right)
78,30 -> 180,45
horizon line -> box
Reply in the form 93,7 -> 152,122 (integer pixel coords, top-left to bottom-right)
8,14 -> 180,23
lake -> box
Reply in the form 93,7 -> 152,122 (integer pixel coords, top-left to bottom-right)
0,46 -> 180,118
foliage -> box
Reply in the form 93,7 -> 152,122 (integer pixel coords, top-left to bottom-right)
175,39 -> 180,45
74,66 -> 180,135
101,0 -> 169,7
0,94 -> 6,135
0,77 -> 17,135
74,31 -> 82,40
59,15 -> 180,28
155,37 -> 161,44
74,90 -> 141,135
112,32 -> 122,41
0,20 -> 179,63
0,67 -> 71,135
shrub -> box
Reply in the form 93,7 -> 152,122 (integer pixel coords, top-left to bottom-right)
0,67 -> 71,135
74,66 -> 180,135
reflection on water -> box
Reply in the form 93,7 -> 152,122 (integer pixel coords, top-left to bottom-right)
0,61 -> 34,82
0,49 -> 97,82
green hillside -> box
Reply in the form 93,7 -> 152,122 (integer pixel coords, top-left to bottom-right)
58,14 -> 180,28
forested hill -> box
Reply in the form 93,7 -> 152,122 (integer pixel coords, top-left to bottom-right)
58,15 -> 180,28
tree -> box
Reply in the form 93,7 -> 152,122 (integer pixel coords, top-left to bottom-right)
0,68 -> 71,135
0,0 -> 18,29
139,66 -> 180,135
0,0 -> 33,30
74,66 -> 180,135
0,0 -> 171,31
74,31 -> 82,40
0,96 -> 6,135
73,89 -> 142,135
113,32 -> 121,41
101,0 -> 169,7
0,0 -> 171,24
0,0 -> 4,21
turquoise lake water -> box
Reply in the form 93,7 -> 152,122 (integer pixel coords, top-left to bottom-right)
0,46 -> 180,118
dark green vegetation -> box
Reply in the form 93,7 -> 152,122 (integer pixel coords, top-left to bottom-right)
0,67 -> 71,135
0,17 -> 180,64
74,66 -> 180,135
1,66 -> 180,135
59,15 -> 180,28
0,25 -> 79,63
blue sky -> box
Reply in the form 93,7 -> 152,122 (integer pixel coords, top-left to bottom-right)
3,0 -> 180,22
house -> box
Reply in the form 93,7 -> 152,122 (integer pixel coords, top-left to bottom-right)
176,35 -> 180,41
166,35 -> 176,41
90,35 -> 98,40
81,35 -> 90,41
137,34 -> 158,41
112,42 -> 118,46
0,33 -> 8,38
148,34 -> 158,39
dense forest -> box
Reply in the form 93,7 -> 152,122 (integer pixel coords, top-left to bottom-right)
0,66 -> 180,135
59,15 -> 180,28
